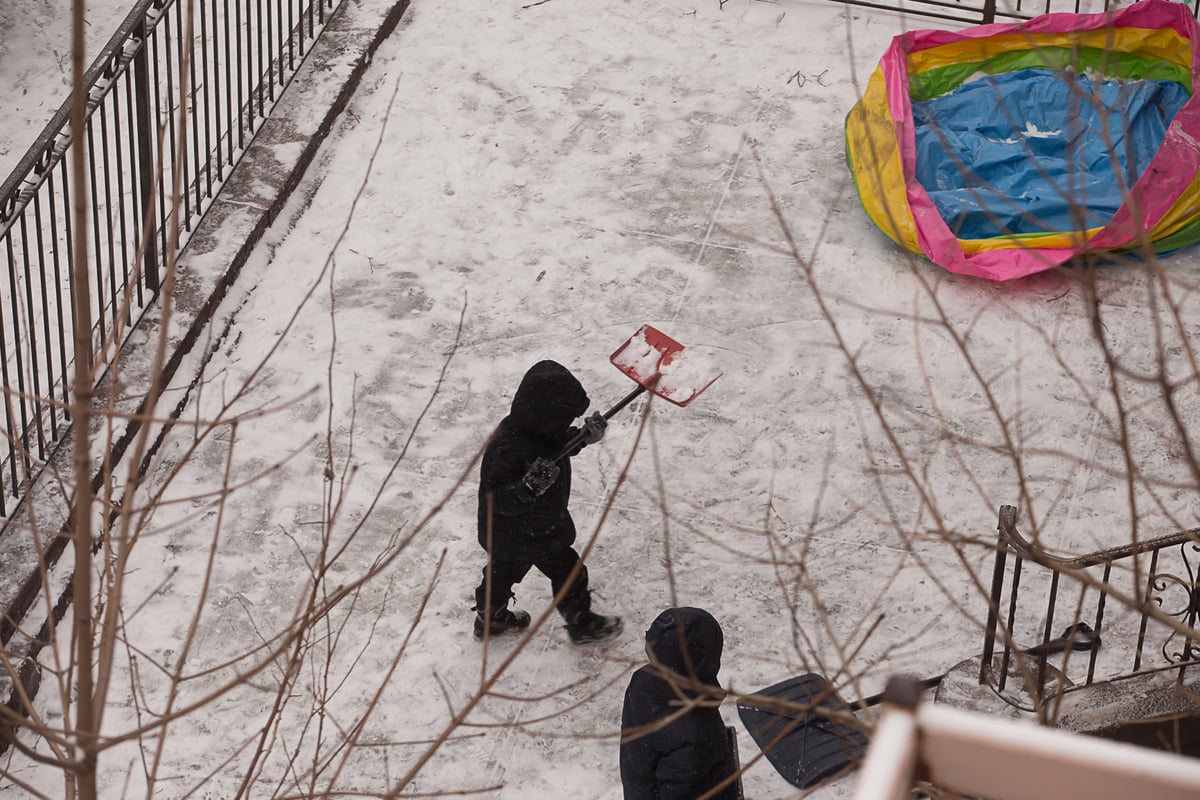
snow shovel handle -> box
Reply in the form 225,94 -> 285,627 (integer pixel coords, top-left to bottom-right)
600,384 -> 648,421
553,385 -> 647,462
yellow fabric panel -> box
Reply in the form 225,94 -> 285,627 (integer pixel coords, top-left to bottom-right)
1147,168 -> 1200,239
957,229 -> 1099,254
846,66 -> 921,252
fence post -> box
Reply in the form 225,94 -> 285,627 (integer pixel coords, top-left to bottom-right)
132,17 -> 160,295
981,505 -> 1015,684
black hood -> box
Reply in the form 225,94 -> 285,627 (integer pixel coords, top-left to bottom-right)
645,607 -> 723,685
508,360 -> 589,439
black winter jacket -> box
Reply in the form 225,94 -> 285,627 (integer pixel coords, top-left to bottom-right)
620,607 -> 738,800
477,360 -> 591,561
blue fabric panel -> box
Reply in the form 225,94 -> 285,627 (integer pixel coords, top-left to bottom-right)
911,69 -> 1190,239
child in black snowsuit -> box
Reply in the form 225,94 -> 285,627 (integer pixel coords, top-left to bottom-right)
620,607 -> 740,799
474,360 -> 623,643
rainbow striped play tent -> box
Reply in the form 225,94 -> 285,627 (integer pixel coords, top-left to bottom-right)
845,0 -> 1200,281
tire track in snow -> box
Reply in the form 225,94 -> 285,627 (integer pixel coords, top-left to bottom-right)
478,627 -> 555,791
669,94 -> 768,324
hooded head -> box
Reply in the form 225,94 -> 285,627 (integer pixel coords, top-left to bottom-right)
644,607 -> 723,686
509,360 -> 590,439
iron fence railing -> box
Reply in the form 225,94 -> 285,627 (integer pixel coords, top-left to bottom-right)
827,0 -> 1200,26
981,505 -> 1200,709
0,0 -> 339,517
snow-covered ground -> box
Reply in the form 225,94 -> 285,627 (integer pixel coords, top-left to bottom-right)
0,1 -> 133,180
3,0 -> 1200,798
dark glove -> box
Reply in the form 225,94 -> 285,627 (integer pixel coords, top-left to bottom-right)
581,411 -> 607,445
521,457 -> 560,497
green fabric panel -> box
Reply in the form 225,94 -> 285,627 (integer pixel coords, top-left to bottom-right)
1144,217 -> 1200,253
909,47 -> 1192,102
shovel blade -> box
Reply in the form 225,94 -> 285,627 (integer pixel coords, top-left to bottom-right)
610,325 -> 720,407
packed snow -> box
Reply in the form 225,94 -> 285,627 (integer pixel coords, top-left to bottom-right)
610,326 -> 668,384
655,348 -> 721,406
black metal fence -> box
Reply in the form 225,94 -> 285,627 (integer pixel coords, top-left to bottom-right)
0,0 -> 339,516
828,0 -> 1200,26
981,505 -> 1200,708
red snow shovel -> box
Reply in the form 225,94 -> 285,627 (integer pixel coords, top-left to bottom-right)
553,324 -> 720,460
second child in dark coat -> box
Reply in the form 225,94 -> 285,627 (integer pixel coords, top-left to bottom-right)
620,607 -> 740,800
474,360 -> 622,643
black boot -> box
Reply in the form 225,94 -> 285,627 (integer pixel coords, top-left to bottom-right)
565,610 -> 623,644
473,607 -> 531,639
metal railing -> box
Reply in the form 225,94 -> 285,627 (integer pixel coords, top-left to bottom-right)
0,0 -> 339,517
826,0 -> 1200,26
980,505 -> 1200,707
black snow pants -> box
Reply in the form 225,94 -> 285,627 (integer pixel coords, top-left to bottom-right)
474,546 -> 591,619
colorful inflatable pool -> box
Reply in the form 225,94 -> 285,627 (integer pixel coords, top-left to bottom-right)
845,0 -> 1200,280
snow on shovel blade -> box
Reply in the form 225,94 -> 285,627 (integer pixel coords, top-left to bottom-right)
609,324 -> 720,407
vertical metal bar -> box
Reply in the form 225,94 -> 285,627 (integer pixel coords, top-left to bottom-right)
258,0 -> 267,113
272,0 -> 281,102
173,0 -> 194,232
267,0 -> 278,100
0,237 -> 18,502
15,217 -> 45,460
216,0 -> 229,171
86,119 -> 107,346
110,86 -> 133,323
5,232 -> 32,485
151,30 -> 171,286
286,0 -> 295,72
1036,571 -> 1061,708
162,6 -> 179,229
30,196 -> 57,444
999,558 -> 1024,693
98,103 -> 121,335
236,0 -> 246,149
257,0 -> 267,115
58,161 -> 76,426
1087,562 -> 1111,685
219,0 -> 232,169
188,0 -> 205,216
1134,549 -> 1160,672
44,172 -> 71,425
125,50 -> 148,303
151,22 -> 172,293
981,527 -> 1010,685
982,0 -> 996,25
165,2 -> 190,230
199,0 -> 214,197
